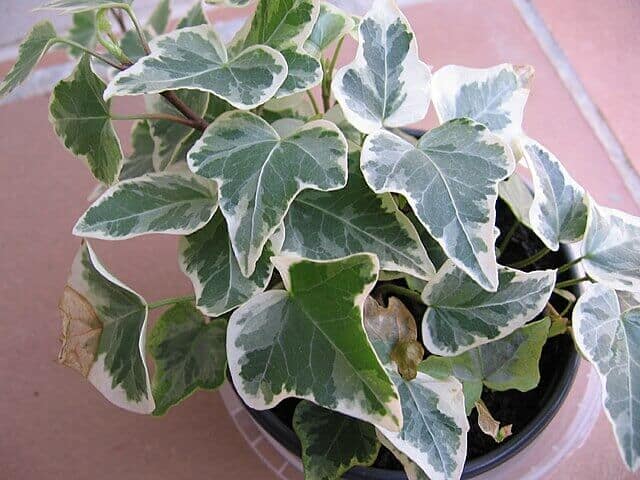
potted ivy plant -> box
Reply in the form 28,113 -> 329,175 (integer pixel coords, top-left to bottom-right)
3,0 -> 639,478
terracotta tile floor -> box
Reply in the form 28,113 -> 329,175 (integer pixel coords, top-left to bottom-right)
1,1 -> 638,479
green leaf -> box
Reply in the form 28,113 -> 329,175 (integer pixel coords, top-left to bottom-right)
227,254 -> 402,431
332,0 -> 431,134
376,432 -> 430,480
188,110 -> 348,277
431,64 -> 533,147
499,172 -> 534,230
422,261 -> 555,356
66,11 -> 97,58
0,21 -> 57,99
50,54 -> 123,185
39,0 -> 132,13
582,200 -> 640,292
148,302 -> 227,416
119,28 -> 151,63
282,158 -> 435,280
59,242 -> 154,413
179,213 -> 283,317
263,92 -> 315,122
422,318 -> 551,414
361,119 -> 515,292
572,284 -> 640,471
148,0 -> 171,35
73,172 -> 218,239
119,120 -> 155,180
324,104 -> 363,152
293,401 -> 380,480
404,210 -> 448,272
145,90 -> 209,171
177,1 -> 208,29
230,0 -> 322,97
304,1 -> 355,57
521,138 -> 588,250
105,25 -> 288,110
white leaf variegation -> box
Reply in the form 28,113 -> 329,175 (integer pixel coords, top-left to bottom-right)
282,159 -> 435,280
431,64 -> 533,148
73,172 -> 218,239
104,25 -> 287,110
60,242 -> 154,414
422,261 -> 555,356
332,0 -> 431,134
39,0 -> 132,13
179,213 -> 283,317
188,111 -> 348,277
499,172 -> 534,229
361,119 -> 515,291
227,254 -> 402,431
582,200 -> 640,292
376,431 -> 430,480
521,137 -> 588,250
573,284 -> 640,471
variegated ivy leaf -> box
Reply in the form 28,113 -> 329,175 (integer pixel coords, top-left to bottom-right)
148,0 -> 171,35
361,119 -> 515,291
66,11 -> 97,58
293,401 -> 380,480
422,317 -> 551,414
324,104 -> 363,152
119,28 -> 151,63
521,138 -> 588,250
332,0 -> 431,134
304,2 -> 356,57
499,172 -> 534,229
230,0 -> 322,97
205,0 -> 254,6
282,158 -> 435,280
227,254 -> 402,431
50,55 -> 123,185
582,201 -> 640,292
145,90 -> 209,171
264,92 -> 315,122
73,172 -> 218,239
120,121 -> 155,180
0,21 -> 57,99
431,64 -> 533,147
573,284 -> 640,471
179,213 -> 283,317
59,242 -> 154,413
148,302 -> 227,416
177,1 -> 208,29
376,431 -> 429,480
104,25 -> 288,110
39,0 -> 132,13
421,261 -> 555,356
188,110 -> 348,277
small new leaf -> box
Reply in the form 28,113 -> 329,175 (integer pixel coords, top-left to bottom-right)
304,2 -> 355,57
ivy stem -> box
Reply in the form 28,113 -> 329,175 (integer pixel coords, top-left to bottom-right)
556,256 -> 585,274
306,90 -> 321,115
498,221 -> 519,256
555,276 -> 591,290
376,284 -> 423,304
160,91 -> 209,131
54,38 -> 123,70
510,247 -> 551,269
111,9 -> 128,33
321,36 -> 346,111
122,5 -> 151,55
148,295 -> 196,310
111,112 -> 201,128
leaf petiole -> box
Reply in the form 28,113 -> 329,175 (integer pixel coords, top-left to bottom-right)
554,276 -> 591,290
556,255 -> 585,274
148,295 -> 196,310
510,247 -> 551,269
498,221 -> 519,256
53,38 -> 124,70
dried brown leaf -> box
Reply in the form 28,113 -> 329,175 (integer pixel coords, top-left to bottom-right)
476,399 -> 512,443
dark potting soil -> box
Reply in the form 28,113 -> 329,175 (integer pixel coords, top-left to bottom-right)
269,200 -> 579,469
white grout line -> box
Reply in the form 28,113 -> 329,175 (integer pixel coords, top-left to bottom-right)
512,0 -> 640,207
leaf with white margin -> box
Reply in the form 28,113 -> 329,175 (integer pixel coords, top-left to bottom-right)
179,213 -> 283,317
282,158 -> 435,280
499,172 -> 533,229
422,317 -> 551,413
376,431 -> 430,480
324,104 -> 363,152
332,0 -> 431,134
304,2 -> 356,57
229,0 -> 321,97
73,172 -> 218,239
293,401 -> 380,480
188,110 -> 348,277
582,201 -> 640,292
50,54 -> 123,185
177,1 -> 208,29
421,261 -> 555,356
0,21 -> 57,99
521,137 -> 588,250
104,26 -> 287,110
431,64 -> 533,147
148,302 -> 227,416
361,119 -> 515,291
60,242 -> 154,413
39,0 -> 131,13
227,254 -> 402,431
573,284 -> 640,471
